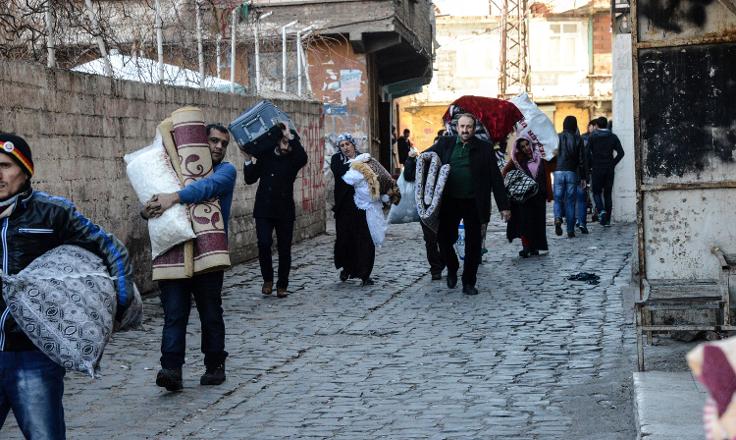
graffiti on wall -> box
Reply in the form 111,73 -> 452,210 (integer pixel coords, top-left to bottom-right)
293,112 -> 326,213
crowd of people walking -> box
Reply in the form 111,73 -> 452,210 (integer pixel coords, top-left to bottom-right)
0,101 -> 623,438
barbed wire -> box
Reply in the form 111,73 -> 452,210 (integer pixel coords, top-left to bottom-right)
0,0 -> 332,96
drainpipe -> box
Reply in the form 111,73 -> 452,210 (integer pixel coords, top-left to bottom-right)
281,20 -> 298,93
230,8 -> 237,93
588,11 -> 595,116
195,0 -> 204,88
45,1 -> 55,68
254,11 -> 273,95
297,25 -> 314,96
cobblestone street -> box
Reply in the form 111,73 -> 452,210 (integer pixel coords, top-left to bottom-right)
3,220 -> 637,440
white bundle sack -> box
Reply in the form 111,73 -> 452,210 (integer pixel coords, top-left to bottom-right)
510,92 -> 559,161
124,134 -> 196,258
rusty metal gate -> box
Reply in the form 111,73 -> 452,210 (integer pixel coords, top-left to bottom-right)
631,0 -> 736,370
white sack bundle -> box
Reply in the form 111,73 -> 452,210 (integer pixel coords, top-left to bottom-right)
510,92 -> 560,161
124,134 -> 196,258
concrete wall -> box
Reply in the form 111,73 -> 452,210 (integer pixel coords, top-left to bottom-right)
0,60 -> 325,292
611,33 -> 636,222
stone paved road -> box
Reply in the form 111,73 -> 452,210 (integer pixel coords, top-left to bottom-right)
2,219 -> 636,439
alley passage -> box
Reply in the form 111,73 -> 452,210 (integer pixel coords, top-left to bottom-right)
3,221 -> 636,439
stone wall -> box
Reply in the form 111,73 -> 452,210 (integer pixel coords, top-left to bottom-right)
0,60 -> 326,292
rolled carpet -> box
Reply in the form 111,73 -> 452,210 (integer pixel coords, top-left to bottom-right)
152,107 -> 230,280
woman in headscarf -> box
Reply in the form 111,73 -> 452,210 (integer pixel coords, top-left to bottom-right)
330,133 -> 376,286
503,136 -> 549,257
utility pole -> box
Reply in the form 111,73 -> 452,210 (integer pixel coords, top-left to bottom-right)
493,0 -> 530,98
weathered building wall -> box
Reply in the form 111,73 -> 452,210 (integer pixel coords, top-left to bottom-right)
400,9 -> 613,149
612,33 -> 636,222
0,60 -> 325,292
308,38 -> 370,156
397,103 -> 446,152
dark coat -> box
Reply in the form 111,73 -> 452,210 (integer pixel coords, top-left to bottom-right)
504,160 -> 549,251
243,131 -> 308,220
0,190 -> 134,351
403,156 -> 417,182
330,152 -> 356,217
426,136 -> 510,223
588,129 -> 625,171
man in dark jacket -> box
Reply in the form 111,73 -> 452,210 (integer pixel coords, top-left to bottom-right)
244,123 -> 308,298
0,133 -> 134,439
397,128 -> 412,166
553,116 -> 587,237
145,123 -> 236,391
588,116 -> 625,226
426,114 -> 510,295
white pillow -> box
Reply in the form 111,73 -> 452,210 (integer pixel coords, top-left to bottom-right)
124,135 -> 196,258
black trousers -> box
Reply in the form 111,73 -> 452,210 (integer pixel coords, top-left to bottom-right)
255,217 -> 295,289
159,271 -> 227,369
438,197 -> 482,287
421,222 -> 444,275
591,167 -> 615,216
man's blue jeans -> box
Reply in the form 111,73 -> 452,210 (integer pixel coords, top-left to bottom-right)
0,351 -> 66,440
159,271 -> 228,370
553,171 -> 578,233
576,185 -> 588,227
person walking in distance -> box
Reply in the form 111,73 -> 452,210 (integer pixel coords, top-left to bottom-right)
143,123 -> 236,391
243,122 -> 308,298
397,128 -> 412,167
553,116 -> 587,237
0,133 -> 136,439
427,114 -> 511,295
588,116 -> 624,227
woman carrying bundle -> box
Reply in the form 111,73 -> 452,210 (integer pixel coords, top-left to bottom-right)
503,136 -> 549,258
330,134 -> 375,286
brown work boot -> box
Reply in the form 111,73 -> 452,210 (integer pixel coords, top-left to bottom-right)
276,287 -> 288,298
261,281 -> 273,296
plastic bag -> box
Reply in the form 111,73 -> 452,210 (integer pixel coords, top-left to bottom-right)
388,174 -> 419,224
510,92 -> 559,161
124,134 -> 196,259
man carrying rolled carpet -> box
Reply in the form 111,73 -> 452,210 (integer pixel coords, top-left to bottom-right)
143,123 -> 236,391
0,133 -> 135,439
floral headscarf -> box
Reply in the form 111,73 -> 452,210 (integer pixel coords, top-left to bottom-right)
336,132 -> 359,163
511,135 -> 542,178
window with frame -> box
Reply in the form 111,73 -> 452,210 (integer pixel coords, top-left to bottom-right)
542,22 -> 581,71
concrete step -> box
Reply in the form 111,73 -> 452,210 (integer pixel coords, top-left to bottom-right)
633,371 -> 707,439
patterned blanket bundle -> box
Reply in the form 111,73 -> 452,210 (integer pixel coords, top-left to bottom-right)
1,245 -> 143,377
415,152 -> 450,233
152,107 -> 231,280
